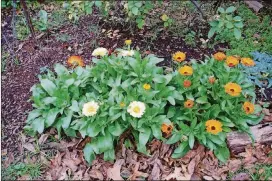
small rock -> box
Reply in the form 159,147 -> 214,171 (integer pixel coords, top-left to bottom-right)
231,173 -> 250,181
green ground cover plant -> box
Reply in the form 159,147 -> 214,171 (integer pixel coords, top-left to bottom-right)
25,43 -> 263,164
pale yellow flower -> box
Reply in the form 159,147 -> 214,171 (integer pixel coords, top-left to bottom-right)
82,101 -> 99,117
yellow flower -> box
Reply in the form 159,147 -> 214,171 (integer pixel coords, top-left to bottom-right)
184,100 -> 194,108
183,80 -> 191,88
213,52 -> 226,61
143,83 -> 151,90
92,47 -> 108,57
161,14 -> 169,21
127,101 -> 146,118
161,123 -> 173,135
120,102 -> 126,108
82,101 -> 99,117
67,55 -> 85,67
224,82 -> 242,97
173,51 -> 186,62
125,39 -> 132,46
205,120 -> 223,135
243,102 -> 255,114
241,58 -> 255,66
226,56 -> 239,67
209,76 -> 216,84
178,66 -> 193,76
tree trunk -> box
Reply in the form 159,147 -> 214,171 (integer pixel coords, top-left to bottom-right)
227,123 -> 272,154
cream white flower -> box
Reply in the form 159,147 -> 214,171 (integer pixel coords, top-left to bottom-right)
127,101 -> 146,118
82,101 -> 99,117
120,50 -> 134,57
92,47 -> 108,57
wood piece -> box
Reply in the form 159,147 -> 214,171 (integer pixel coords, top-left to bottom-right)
227,123 -> 272,154
244,1 -> 263,13
20,0 -> 35,39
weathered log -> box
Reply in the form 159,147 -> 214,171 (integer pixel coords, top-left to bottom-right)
244,0 -> 263,13
227,123 -> 272,154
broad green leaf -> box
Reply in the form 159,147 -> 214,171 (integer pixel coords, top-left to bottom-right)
40,79 -> 57,96
87,124 -> 101,137
226,6 -> 236,13
108,122 -> 124,136
151,124 -> 162,139
208,28 -> 216,38
45,108 -> 59,127
234,28 -> 241,39
226,22 -> 234,29
32,117 -> 45,134
131,7 -> 139,15
167,96 -> 175,105
218,7 -> 225,13
83,143 -> 96,164
234,22 -> 243,28
166,133 -> 182,144
214,147 -> 230,163
97,132 -> 113,153
69,100 -> 79,112
196,96 -> 208,104
189,133 -> 195,149
104,149 -> 115,161
61,111 -> 73,129
233,16 -> 242,21
139,127 -> 151,146
54,63 -> 68,76
27,109 -> 42,123
171,141 -> 190,158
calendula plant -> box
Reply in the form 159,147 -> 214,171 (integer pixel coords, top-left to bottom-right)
25,44 -> 263,165
167,51 -> 263,162
208,6 -> 244,40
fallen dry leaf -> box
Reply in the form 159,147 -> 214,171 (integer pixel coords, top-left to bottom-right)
38,134 -> 49,145
107,159 -> 124,180
89,168 -> 104,180
163,167 -> 191,180
23,143 -> 36,152
231,172 -> 250,181
148,159 -> 161,180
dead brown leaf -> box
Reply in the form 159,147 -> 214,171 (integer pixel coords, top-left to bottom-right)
23,143 -> 36,152
89,168 -> 104,180
129,162 -> 149,180
62,158 -> 78,172
231,172 -> 250,181
148,159 -> 161,180
4,152 -> 14,168
38,134 -> 49,145
163,167 -> 191,180
107,159 -> 124,180
228,159 -> 242,172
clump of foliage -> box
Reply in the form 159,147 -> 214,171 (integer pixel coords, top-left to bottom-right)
214,4 -> 272,57
25,45 -> 263,164
2,162 -> 42,180
239,52 -> 272,89
208,6 -> 244,40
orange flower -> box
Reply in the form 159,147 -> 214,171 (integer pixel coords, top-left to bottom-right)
173,51 -> 186,62
161,123 -> 173,135
209,76 -> 216,84
243,102 -> 255,114
213,52 -> 226,61
205,120 -> 223,135
178,66 -> 193,76
184,100 -> 194,108
226,56 -> 239,67
241,58 -> 255,66
224,82 -> 242,97
183,80 -> 191,88
67,55 -> 85,67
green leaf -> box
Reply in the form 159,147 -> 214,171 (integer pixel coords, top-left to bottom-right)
32,117 -> 45,134
110,112 -> 122,121
61,111 -> 73,129
45,108 -> 59,127
209,21 -> 218,27
226,22 -> 234,29
108,122 -> 124,136
151,124 -> 162,139
27,109 -> 42,123
104,149 -> 115,161
226,6 -> 236,13
54,63 -> 68,76
167,96 -> 175,105
171,141 -> 190,158
94,0 -> 102,7
87,124 -> 101,137
210,105 -> 220,118
131,7 -> 139,15
233,16 -> 242,21
218,7 -> 225,13
83,143 -> 96,164
245,114 -> 264,125
167,107 -> 176,118
134,2 -> 142,8
69,100 -> 79,112
214,147 -> 230,163
97,132 -> 113,153
196,96 -> 208,104
153,76 -> 165,83
234,22 -> 243,28
189,133 -> 195,149
40,79 -> 57,96
139,127 -> 151,146
234,28 -> 241,39
208,28 -> 216,38
166,133 -> 182,144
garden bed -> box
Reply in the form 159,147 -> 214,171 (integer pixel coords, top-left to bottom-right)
1,1 -> 272,180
